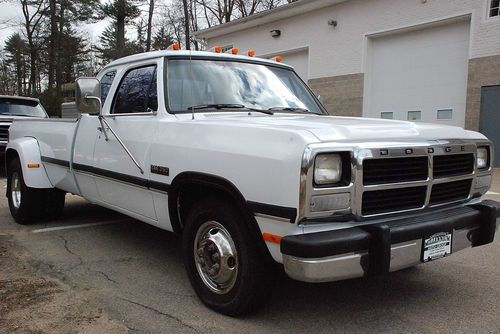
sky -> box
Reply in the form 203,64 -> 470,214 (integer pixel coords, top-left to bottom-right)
0,1 -> 111,47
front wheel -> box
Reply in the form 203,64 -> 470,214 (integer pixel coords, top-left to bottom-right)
182,197 -> 273,316
7,158 -> 65,224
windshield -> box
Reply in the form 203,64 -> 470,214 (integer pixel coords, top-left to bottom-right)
166,59 -> 325,114
0,98 -> 47,117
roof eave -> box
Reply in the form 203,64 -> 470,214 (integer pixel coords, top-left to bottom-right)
195,0 -> 348,39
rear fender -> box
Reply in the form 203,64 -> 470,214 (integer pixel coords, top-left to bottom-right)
6,137 -> 53,188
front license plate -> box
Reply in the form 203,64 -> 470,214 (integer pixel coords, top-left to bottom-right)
422,232 -> 452,263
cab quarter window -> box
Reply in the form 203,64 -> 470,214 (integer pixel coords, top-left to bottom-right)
112,65 -> 157,114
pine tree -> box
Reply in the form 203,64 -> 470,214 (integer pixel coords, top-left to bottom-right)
4,34 -> 28,95
101,0 -> 141,59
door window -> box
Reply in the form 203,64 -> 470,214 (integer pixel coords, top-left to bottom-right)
100,70 -> 117,104
112,65 -> 158,114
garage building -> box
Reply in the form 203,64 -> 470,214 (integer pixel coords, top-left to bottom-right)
195,0 -> 500,165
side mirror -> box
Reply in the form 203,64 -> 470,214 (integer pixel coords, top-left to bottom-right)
76,77 -> 101,114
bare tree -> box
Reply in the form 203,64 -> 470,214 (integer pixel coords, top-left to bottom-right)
20,0 -> 47,95
145,0 -> 155,51
182,0 -> 190,49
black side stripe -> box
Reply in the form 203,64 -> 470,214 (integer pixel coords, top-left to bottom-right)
41,156 -> 169,193
247,201 -> 297,224
73,163 -> 150,189
149,180 -> 171,193
40,156 -> 70,168
41,156 -> 295,223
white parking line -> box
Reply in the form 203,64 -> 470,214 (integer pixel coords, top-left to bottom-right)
486,191 -> 500,195
32,219 -> 130,233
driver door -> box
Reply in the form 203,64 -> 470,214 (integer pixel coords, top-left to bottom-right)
93,63 -> 159,220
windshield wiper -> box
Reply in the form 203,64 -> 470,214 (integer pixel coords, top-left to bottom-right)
186,104 -> 274,115
268,106 -> 311,113
187,104 -> 246,110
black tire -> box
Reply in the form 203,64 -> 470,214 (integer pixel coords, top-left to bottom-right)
43,188 -> 66,221
6,158 -> 44,224
182,197 -> 273,316
6,158 -> 66,224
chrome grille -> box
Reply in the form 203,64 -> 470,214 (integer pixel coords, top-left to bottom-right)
362,186 -> 427,216
363,156 -> 428,185
357,146 -> 477,217
298,140 -> 490,223
0,125 -> 9,141
433,153 -> 474,178
430,179 -> 472,205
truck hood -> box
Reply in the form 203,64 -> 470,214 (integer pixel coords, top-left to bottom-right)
188,113 -> 485,142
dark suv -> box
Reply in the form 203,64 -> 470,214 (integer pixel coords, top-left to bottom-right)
0,96 -> 49,157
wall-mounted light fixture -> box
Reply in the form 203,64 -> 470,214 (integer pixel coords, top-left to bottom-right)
270,29 -> 281,37
327,19 -> 338,27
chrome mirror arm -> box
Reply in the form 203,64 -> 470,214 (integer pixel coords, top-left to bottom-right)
97,116 -> 109,141
98,115 -> 144,175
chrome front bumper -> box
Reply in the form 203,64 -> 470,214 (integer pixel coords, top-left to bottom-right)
281,201 -> 500,283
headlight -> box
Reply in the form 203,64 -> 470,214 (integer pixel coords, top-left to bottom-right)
477,147 -> 489,169
314,154 -> 342,185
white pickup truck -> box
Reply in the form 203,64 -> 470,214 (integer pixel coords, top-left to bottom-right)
5,50 -> 500,315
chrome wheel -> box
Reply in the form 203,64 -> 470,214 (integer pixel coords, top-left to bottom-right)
11,172 -> 22,209
194,221 -> 238,294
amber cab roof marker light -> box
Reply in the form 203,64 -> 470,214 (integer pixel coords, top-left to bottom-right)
247,50 -> 255,57
167,43 -> 181,51
272,56 -> 283,63
209,46 -> 223,53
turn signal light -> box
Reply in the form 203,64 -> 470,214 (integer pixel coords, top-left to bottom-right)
263,233 -> 282,244
27,163 -> 40,169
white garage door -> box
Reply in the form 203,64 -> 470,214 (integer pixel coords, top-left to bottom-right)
279,48 -> 309,81
364,20 -> 470,127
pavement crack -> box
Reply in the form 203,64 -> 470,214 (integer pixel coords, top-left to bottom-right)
120,298 -> 199,333
59,235 -> 84,265
96,270 -> 117,284
58,235 -> 117,285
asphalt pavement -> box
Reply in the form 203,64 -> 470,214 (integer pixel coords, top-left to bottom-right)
1,171 -> 500,333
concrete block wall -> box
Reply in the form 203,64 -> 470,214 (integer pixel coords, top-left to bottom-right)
465,55 -> 500,130
308,73 -> 364,116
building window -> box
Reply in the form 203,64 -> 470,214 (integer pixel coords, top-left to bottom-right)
380,111 -> 394,119
437,109 -> 453,120
221,45 -> 233,53
407,110 -> 421,121
490,0 -> 500,17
